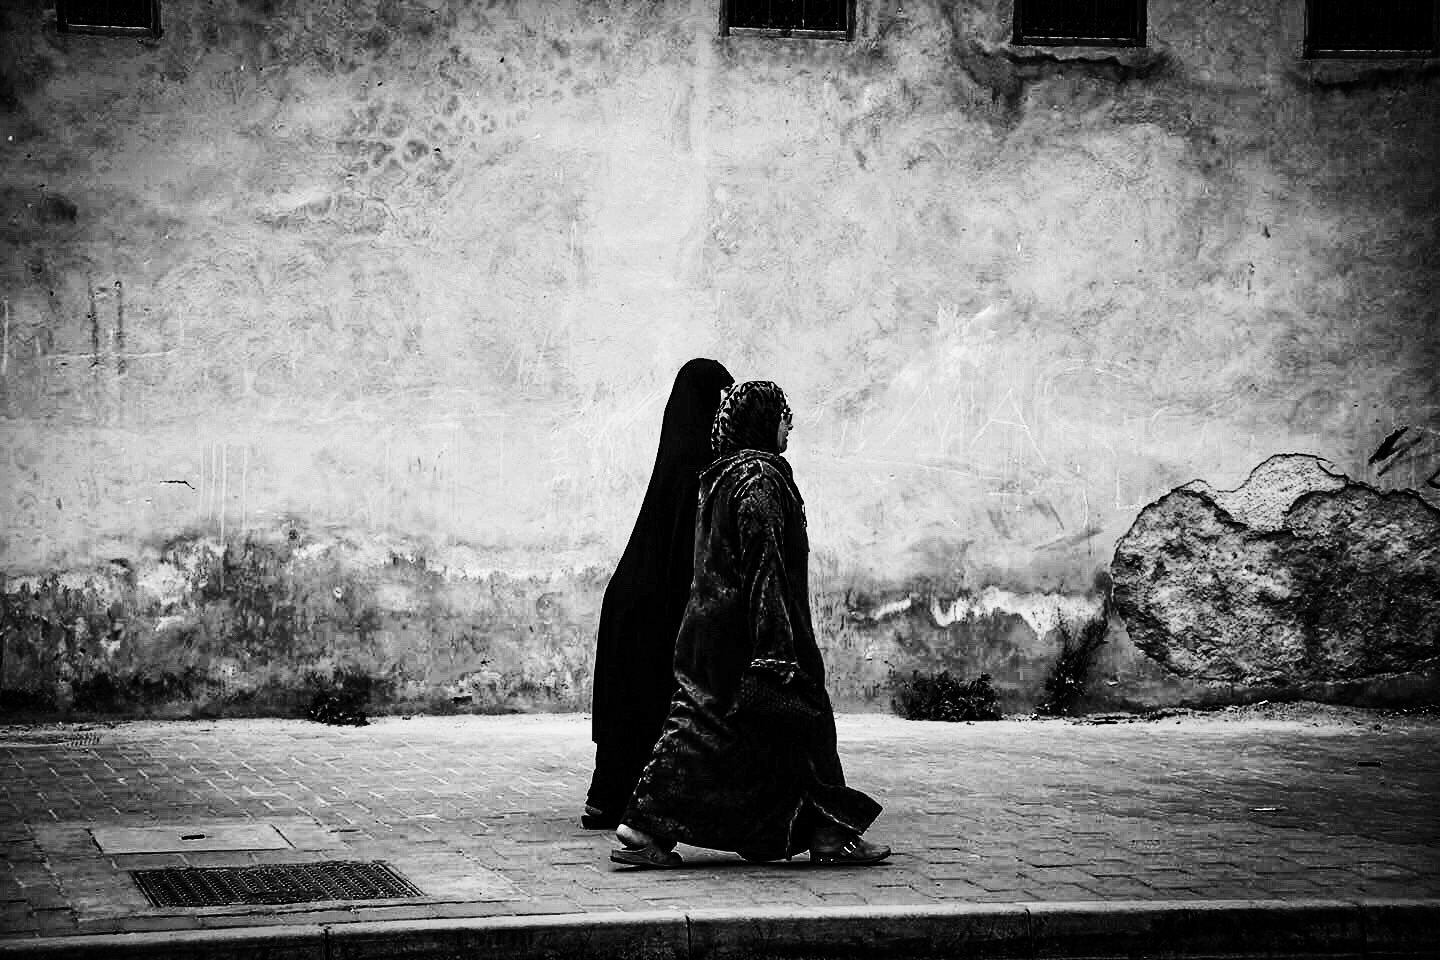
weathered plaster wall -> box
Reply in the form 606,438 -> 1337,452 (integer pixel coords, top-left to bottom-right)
1,0 -> 1436,714
1,531 -> 602,715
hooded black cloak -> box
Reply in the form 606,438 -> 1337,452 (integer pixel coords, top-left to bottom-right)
585,358 -> 734,822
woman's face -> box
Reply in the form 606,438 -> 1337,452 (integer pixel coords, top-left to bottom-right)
776,413 -> 793,453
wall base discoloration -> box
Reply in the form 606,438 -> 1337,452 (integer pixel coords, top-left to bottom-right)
5,535 -> 1112,716
0,525 -> 605,717
5,515 -> 1433,717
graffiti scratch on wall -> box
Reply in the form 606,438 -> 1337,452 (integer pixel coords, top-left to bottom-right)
1369,425 -> 1440,490
196,442 -> 251,545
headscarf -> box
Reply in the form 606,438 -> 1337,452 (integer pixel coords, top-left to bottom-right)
711,380 -> 792,457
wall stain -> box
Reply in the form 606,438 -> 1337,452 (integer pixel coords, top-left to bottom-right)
36,191 -> 78,224
1309,61 -> 1440,92
0,526 -> 610,717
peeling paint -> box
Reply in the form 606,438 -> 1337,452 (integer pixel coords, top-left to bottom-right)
929,587 -> 1105,638
851,594 -> 917,623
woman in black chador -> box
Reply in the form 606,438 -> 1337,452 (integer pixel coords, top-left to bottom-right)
583,358 -> 735,829
611,381 -> 890,868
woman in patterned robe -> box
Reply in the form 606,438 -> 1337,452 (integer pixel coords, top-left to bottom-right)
611,381 -> 890,868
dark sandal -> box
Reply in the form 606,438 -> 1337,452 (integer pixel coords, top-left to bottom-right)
610,844 -> 683,869
809,837 -> 892,866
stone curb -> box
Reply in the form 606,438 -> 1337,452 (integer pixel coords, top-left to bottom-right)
1,899 -> 1436,959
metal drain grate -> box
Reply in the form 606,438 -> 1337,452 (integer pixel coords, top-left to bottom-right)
131,861 -> 423,907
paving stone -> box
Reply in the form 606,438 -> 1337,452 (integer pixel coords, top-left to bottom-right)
108,853 -> 194,870
1018,866 -> 1103,886
119,915 -> 202,932
1,714 -> 1439,941
0,843 -> 41,865
30,908 -> 77,935
19,888 -> 68,911
924,880 -> 991,900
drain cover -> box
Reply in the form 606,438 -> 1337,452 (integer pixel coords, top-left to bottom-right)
131,861 -> 423,907
94,823 -> 292,854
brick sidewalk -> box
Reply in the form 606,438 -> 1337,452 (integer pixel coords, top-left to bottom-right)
1,712 -> 1438,942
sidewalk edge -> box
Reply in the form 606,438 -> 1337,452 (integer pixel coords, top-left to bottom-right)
1,899 -> 1436,959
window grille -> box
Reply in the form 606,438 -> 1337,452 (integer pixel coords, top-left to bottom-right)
57,0 -> 162,38
1013,0 -> 1146,47
723,0 -> 852,39
1305,0 -> 1438,57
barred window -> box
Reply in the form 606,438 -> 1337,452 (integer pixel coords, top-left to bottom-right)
1305,0 -> 1438,57
723,0 -> 852,40
57,0 -> 163,37
1014,0 -> 1146,47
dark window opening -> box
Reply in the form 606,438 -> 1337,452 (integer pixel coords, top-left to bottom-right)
57,0 -> 163,38
1305,0 -> 1438,58
723,0 -> 852,39
1014,0 -> 1146,47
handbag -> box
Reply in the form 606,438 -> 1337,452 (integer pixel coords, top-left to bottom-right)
733,658 -> 828,738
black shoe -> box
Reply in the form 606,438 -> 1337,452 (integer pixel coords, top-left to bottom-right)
809,836 -> 892,865
581,805 -> 621,830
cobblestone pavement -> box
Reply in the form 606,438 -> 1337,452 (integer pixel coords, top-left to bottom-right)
1,711 -> 1437,940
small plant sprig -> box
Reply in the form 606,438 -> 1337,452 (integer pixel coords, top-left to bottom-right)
304,667 -> 374,726
1036,612 -> 1109,717
891,670 -> 1002,721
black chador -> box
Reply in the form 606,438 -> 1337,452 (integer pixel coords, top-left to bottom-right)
583,358 -> 734,828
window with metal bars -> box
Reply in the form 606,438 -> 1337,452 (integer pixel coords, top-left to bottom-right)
1305,0 -> 1438,57
1013,0 -> 1146,47
723,0 -> 853,39
57,0 -> 162,37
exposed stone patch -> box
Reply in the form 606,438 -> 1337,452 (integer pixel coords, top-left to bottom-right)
1113,454 -> 1440,686
1180,454 -> 1348,532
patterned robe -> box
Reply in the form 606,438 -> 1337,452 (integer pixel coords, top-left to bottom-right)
623,449 -> 881,859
